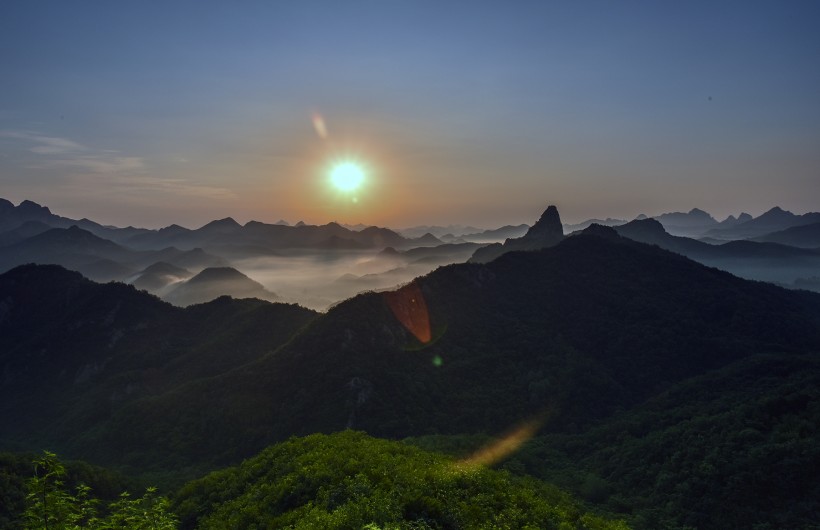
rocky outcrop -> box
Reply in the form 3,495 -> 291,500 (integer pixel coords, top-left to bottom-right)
469,205 -> 564,263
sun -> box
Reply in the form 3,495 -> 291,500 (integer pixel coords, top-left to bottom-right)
330,161 -> 365,192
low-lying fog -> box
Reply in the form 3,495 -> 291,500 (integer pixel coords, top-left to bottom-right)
232,250 -> 447,311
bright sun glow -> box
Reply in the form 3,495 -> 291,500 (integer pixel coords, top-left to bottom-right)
330,162 -> 365,192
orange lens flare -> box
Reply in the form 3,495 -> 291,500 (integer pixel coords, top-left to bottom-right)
456,416 -> 544,470
384,282 -> 431,344
311,112 -> 328,139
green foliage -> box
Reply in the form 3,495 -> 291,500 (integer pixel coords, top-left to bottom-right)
173,431 -> 628,530
22,451 -> 177,530
468,354 -> 820,530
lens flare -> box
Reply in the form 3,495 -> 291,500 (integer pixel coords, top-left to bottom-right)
384,282 -> 431,344
330,162 -> 365,192
311,112 -> 328,139
455,415 -> 547,470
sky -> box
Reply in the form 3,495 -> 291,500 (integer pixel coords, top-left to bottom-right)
1,1 -> 819,229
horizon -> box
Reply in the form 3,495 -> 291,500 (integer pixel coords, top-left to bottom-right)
2,2 -> 819,229
1,195 -> 815,232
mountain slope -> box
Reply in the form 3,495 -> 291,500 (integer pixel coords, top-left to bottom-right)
130,261 -> 193,292
0,264 -> 317,463
752,221 -> 820,249
82,227 -> 820,475
614,218 -> 820,285
164,267 -> 278,306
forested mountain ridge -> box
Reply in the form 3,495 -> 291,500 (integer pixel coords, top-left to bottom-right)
2,225 -> 819,528
43,225 -> 820,479
0,264 -> 317,461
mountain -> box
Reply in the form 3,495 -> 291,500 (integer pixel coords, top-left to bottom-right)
0,224 -> 227,282
172,431 -> 625,530
716,212 -> 753,227
125,218 -> 415,255
613,218 -> 820,285
705,206 -> 820,240
124,224 -> 192,249
142,246 -> 228,271
397,224 -> 485,239
416,352 -> 820,530
614,218 -> 711,255
0,225 -> 136,281
751,221 -> 820,249
198,217 -> 242,235
3,214 -> 820,527
130,261 -> 193,293
0,198 -> 151,243
0,199 -> 55,230
409,232 -> 444,247
38,223 -> 816,477
563,217 -> 626,233
400,242 -> 488,264
655,207 -> 716,226
0,220 -> 53,246
164,267 -> 279,306
469,205 -> 563,263
653,208 -> 718,236
455,224 -> 530,242
0,263 -> 316,465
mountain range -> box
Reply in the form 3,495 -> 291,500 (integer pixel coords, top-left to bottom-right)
3,197 -> 820,307
2,201 -> 820,528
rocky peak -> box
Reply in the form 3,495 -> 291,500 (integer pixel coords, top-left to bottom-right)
523,205 -> 563,241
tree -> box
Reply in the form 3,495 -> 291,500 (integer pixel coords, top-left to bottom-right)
23,451 -> 177,530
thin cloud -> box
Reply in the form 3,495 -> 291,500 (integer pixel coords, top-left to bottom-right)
0,129 -> 143,173
2,129 -> 234,202
0,130 -> 85,154
35,155 -> 145,173
65,173 -> 237,201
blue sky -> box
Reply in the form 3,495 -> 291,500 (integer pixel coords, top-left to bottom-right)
2,1 -> 818,228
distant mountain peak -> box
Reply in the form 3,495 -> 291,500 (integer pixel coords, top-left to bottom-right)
200,217 -> 241,230
415,233 -> 443,245
758,206 -> 794,219
524,205 -> 563,240
158,224 -> 189,234
295,221 -> 307,227
379,247 -> 401,256
16,199 -> 52,216
579,223 -> 620,239
469,205 -> 564,263
187,267 -> 250,284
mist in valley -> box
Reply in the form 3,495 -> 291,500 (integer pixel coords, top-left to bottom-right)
232,249 -> 453,311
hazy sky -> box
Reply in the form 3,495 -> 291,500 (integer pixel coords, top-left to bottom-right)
2,1 -> 818,229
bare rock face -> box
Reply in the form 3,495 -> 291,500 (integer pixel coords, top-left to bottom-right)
522,205 -> 563,242
469,205 -> 564,263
